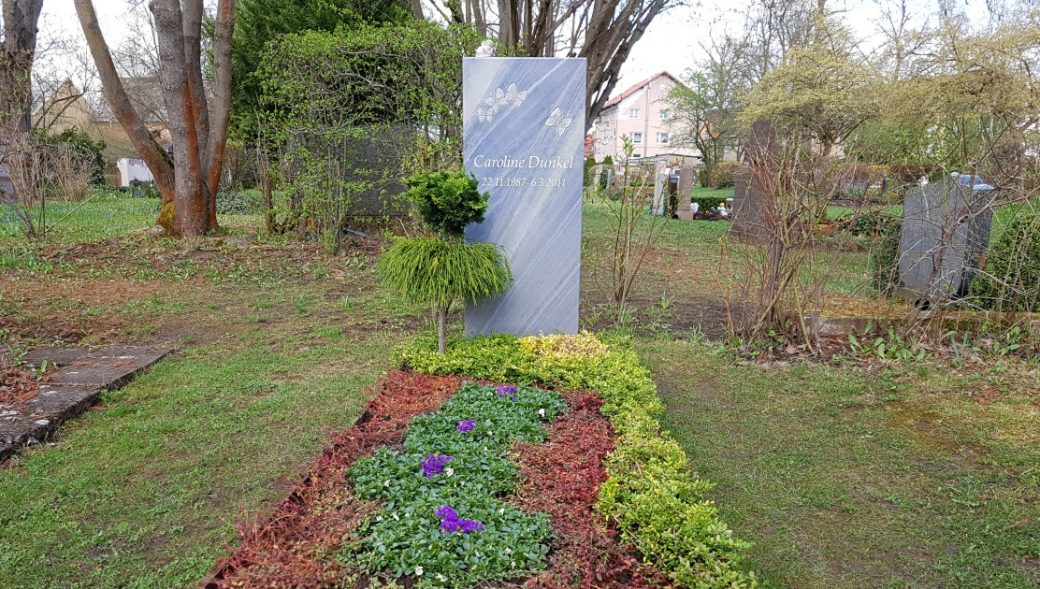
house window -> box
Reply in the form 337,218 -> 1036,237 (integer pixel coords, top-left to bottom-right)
660,109 -> 670,121
631,132 -> 643,144
656,132 -> 669,144
628,108 -> 640,119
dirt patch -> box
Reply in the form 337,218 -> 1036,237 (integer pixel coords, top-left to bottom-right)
0,366 -> 42,404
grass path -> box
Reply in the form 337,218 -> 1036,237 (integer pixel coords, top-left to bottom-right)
0,318 -> 408,588
638,337 -> 1039,588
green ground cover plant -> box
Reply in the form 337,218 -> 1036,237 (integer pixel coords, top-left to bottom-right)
395,333 -> 756,588
346,382 -> 565,586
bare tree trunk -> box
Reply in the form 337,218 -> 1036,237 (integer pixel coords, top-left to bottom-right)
75,0 -> 177,228
149,0 -> 208,236
204,0 -> 236,229
436,305 -> 448,354
76,0 -> 235,237
0,0 -> 43,133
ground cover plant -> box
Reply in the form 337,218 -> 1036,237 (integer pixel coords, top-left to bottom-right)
346,382 -> 566,585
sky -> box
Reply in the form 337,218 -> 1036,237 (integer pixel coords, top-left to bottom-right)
37,0 -> 986,99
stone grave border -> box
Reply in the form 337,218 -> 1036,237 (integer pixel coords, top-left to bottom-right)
1,346 -> 171,462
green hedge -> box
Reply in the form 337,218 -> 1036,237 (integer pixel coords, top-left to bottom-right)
969,214 -> 1040,312
395,334 -> 756,589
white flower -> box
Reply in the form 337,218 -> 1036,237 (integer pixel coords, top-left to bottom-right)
392,512 -> 400,521
538,408 -> 546,418
444,467 -> 455,477
437,574 -> 447,582
383,480 -> 390,487
415,566 -> 424,576
498,507 -> 505,515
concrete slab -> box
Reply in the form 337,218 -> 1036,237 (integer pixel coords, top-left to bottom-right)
0,346 -> 172,462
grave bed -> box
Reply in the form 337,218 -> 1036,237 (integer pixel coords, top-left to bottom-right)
203,370 -> 668,588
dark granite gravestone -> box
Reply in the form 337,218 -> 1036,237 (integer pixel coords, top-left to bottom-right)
895,180 -> 995,304
462,57 -> 586,336
729,120 -> 777,241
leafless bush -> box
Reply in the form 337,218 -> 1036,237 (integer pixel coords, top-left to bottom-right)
1,131 -> 95,238
726,135 -> 852,352
601,142 -> 670,325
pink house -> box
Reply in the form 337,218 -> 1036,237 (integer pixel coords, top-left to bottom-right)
592,71 -> 699,162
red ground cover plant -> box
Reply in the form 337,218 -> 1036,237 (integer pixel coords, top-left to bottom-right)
514,391 -> 670,589
203,371 -> 463,589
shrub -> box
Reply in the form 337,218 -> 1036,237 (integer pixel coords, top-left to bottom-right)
871,218 -> 903,295
395,334 -> 757,588
839,208 -> 900,238
702,162 -> 741,189
969,213 -> 1040,312
379,238 -> 511,353
35,127 -> 106,187
690,195 -> 729,213
215,189 -> 260,215
405,169 -> 488,240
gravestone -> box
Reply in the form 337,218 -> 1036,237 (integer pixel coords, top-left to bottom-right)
462,57 -> 586,336
678,162 -> 696,197
730,120 -> 777,241
895,180 -> 994,304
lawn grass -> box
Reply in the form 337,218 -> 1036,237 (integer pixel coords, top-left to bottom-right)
0,190 -> 158,244
0,196 -> 430,587
0,332 -> 395,587
637,337 -> 1040,589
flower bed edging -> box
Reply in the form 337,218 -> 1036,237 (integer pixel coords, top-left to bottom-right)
395,333 -> 758,589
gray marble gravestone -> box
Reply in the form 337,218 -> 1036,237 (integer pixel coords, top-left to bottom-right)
896,180 -> 995,304
462,57 -> 586,336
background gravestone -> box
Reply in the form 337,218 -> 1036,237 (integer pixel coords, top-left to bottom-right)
462,57 -> 586,336
729,120 -> 776,241
896,180 -> 994,303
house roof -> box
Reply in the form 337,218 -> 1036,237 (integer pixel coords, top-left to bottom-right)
35,78 -> 168,126
602,71 -> 684,110
93,77 -> 167,124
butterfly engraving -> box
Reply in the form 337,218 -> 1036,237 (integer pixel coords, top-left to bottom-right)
544,107 -> 573,137
504,83 -> 528,108
476,83 -> 530,123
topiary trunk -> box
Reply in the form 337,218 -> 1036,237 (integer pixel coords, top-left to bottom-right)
436,304 -> 448,354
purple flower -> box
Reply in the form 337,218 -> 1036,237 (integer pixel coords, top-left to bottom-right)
495,385 -> 518,401
435,504 -> 484,534
459,519 -> 485,533
456,419 -> 476,432
435,504 -> 458,520
420,454 -> 452,478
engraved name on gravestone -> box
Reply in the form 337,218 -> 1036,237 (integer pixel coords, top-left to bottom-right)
462,57 -> 586,337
